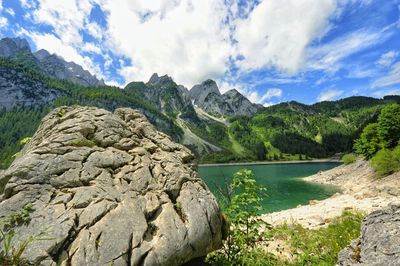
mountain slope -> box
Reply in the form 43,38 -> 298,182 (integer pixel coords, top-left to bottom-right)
1,37 -> 400,167
0,37 -> 104,87
189,79 -> 262,117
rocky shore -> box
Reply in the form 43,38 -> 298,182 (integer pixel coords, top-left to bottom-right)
262,160 -> 400,228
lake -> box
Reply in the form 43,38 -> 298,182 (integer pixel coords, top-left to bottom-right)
198,162 -> 341,213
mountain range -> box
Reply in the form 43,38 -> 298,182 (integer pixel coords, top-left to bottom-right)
0,36 -> 399,168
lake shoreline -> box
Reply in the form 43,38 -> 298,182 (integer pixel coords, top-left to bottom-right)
199,159 -> 342,167
261,160 -> 400,229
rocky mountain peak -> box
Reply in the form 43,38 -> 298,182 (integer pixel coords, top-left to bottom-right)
33,49 -> 51,60
189,80 -> 262,117
147,73 -> 175,86
0,106 -> 223,265
0,37 -> 105,87
0,37 -> 31,58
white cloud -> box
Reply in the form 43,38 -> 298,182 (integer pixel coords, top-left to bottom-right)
372,89 -> 400,98
0,17 -> 7,27
0,0 -> 3,11
86,22 -> 103,39
377,51 -> 398,67
308,29 -> 386,73
5,8 -> 15,16
372,62 -> 400,88
99,0 -> 233,87
317,89 -> 344,102
19,0 -> 37,9
234,0 -> 337,74
248,88 -> 282,105
32,0 -> 93,45
81,43 -> 101,54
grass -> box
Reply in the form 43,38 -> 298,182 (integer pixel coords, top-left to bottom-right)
270,210 -> 365,266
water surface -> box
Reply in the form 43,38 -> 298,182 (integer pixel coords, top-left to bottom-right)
198,162 -> 341,213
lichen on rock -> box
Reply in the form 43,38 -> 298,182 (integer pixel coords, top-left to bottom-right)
0,106 -> 223,266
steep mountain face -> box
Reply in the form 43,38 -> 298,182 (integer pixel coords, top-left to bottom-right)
0,64 -> 63,110
125,73 -> 199,122
0,37 -> 104,87
189,79 -> 263,117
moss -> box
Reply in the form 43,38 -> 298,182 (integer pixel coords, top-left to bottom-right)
70,138 -> 96,148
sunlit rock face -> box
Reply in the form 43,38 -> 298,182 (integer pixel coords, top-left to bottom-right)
0,106 -> 223,266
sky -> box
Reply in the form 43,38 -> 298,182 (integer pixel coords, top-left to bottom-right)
0,0 -> 399,106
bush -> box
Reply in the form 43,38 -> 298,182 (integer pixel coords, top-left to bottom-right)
370,148 -> 400,177
342,153 -> 357,165
206,169 -> 275,265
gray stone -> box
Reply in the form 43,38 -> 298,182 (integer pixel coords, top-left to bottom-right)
0,106 -> 224,265
189,80 -> 262,117
338,204 -> 400,266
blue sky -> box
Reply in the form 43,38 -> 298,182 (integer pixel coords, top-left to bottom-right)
0,0 -> 399,105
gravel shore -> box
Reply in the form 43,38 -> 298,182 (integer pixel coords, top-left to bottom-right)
262,160 -> 400,228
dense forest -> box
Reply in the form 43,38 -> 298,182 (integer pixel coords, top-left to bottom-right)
199,96 -> 399,163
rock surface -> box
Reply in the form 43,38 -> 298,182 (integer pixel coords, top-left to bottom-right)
0,106 -> 223,265
338,204 -> 400,265
189,80 -> 262,117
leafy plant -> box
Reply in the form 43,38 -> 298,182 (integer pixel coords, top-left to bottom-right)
207,169 -> 274,265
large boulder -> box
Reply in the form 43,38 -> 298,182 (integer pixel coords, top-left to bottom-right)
338,204 -> 400,265
0,106 -> 223,265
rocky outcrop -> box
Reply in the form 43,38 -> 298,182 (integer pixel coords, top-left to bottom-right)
189,80 -> 263,117
0,37 -> 104,87
338,204 -> 400,265
0,106 -> 223,265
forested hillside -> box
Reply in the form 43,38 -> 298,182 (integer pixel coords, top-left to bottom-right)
200,97 -> 400,163
1,55 -> 399,168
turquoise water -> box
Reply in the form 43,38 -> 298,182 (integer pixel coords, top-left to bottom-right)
198,162 -> 341,213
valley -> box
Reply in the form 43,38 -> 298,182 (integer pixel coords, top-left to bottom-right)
1,37 -> 400,169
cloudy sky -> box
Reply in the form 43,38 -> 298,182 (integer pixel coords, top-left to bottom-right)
0,0 -> 399,105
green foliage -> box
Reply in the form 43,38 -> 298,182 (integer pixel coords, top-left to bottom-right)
19,137 -> 32,145
342,153 -> 357,165
353,123 -> 381,158
207,169 -> 274,265
370,148 -> 400,177
272,211 -> 364,266
376,104 -> 400,149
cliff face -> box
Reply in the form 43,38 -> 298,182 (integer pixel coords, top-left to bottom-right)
0,106 -> 223,265
0,64 -> 63,110
189,80 -> 263,117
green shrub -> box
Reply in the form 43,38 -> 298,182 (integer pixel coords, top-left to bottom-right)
206,169 -> 275,265
370,148 -> 400,177
342,153 -> 356,165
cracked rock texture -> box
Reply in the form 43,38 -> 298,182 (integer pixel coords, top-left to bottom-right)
338,204 -> 400,266
0,106 -> 223,265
